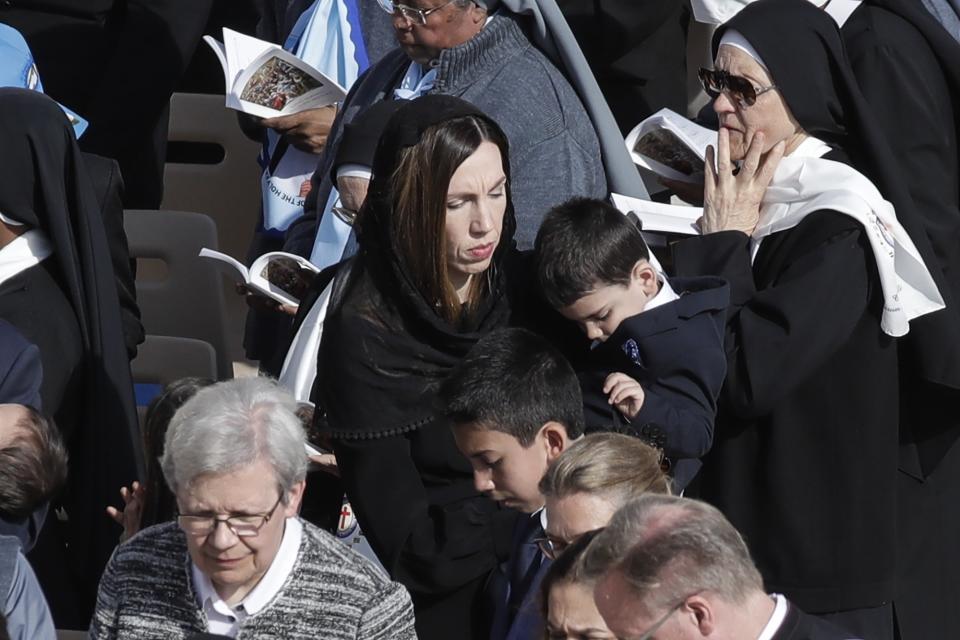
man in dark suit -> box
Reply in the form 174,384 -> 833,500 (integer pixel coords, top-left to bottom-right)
582,495 -> 860,640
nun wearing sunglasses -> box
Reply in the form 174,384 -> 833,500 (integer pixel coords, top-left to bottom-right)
670,1 -> 954,638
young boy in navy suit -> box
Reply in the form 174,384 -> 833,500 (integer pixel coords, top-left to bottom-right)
438,328 -> 584,640
535,197 -> 730,491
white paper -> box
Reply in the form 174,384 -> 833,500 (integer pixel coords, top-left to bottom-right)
625,108 -> 715,183
610,192 -> 702,237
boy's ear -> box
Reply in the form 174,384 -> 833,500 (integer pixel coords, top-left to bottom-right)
540,421 -> 570,461
631,259 -> 659,297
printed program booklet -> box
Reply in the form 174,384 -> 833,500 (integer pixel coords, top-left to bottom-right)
625,108 -> 716,183
199,248 -> 320,307
610,193 -> 702,237
204,28 -> 346,118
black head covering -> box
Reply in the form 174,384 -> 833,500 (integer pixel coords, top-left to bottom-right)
715,0 -> 960,390
318,95 -> 517,439
0,88 -> 143,600
329,99 -> 406,183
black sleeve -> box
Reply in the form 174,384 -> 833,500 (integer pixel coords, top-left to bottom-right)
672,213 -> 874,420
634,342 -> 726,459
333,433 -> 516,596
82,153 -> 144,359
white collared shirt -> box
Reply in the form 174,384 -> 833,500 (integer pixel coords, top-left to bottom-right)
644,276 -> 681,312
192,517 -> 303,637
756,593 -> 789,640
0,229 -> 53,288
821,0 -> 862,27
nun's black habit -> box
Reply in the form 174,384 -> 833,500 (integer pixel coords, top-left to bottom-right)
0,88 -> 143,624
672,0 -> 960,630
840,3 -> 960,635
315,96 -> 520,640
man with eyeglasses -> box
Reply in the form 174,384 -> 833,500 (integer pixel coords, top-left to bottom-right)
283,0 -> 611,258
581,495 -> 858,640
90,377 -> 416,640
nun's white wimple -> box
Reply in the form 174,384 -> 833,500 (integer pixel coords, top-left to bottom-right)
718,29 -> 769,72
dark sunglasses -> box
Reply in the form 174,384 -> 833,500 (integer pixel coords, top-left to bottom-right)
698,67 -> 777,107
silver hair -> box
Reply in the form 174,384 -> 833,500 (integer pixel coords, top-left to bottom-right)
160,377 -> 308,500
581,494 -> 763,612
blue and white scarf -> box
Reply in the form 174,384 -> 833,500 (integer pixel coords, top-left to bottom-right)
259,0 -> 369,233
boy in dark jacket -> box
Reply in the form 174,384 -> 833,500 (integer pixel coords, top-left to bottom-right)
438,328 -> 584,640
534,197 -> 729,491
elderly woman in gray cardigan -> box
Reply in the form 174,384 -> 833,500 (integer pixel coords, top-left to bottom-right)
90,378 -> 417,640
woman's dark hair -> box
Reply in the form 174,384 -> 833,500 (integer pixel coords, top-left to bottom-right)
538,528 -> 605,627
535,197 -> 650,309
388,114 -> 512,325
140,377 -> 214,528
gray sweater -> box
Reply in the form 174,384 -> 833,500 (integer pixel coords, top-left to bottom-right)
284,11 -> 607,253
90,520 -> 417,639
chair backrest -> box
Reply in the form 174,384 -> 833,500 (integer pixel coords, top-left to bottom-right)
161,92 -> 261,262
124,210 -> 232,379
131,335 -> 219,386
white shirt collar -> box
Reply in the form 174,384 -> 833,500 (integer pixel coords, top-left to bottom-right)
537,506 -> 547,532
644,275 -> 680,312
756,593 -> 789,640
192,517 -> 303,636
0,229 -> 53,287
821,0 -> 861,27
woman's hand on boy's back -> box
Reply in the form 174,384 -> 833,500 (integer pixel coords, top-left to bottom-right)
604,372 -> 646,420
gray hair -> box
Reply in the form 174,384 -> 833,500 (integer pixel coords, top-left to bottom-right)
160,377 -> 307,500
539,433 -> 671,507
581,495 -> 763,612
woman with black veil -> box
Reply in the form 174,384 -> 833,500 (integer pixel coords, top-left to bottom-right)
0,88 -> 143,626
314,95 -> 523,639
671,1 -> 956,637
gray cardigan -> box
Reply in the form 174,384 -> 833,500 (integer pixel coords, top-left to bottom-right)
284,11 -> 607,253
89,520 -> 417,639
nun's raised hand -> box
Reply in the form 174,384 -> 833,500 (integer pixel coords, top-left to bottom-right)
701,129 -> 785,235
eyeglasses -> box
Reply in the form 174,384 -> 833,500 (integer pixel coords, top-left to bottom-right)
629,600 -> 686,640
376,0 -> 458,25
331,205 -> 359,225
177,495 -> 283,538
534,534 -> 576,561
698,67 -> 777,108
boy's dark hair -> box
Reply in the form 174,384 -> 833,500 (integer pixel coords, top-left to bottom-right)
0,406 -> 68,519
535,197 -> 650,309
438,328 -> 585,445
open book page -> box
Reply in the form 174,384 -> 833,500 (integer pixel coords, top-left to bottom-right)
610,193 -> 702,237
199,247 -> 251,283
625,108 -> 716,183
248,251 -> 321,307
202,36 -> 229,91
234,47 -> 346,118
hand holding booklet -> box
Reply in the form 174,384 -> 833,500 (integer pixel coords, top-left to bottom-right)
199,248 -> 320,307
625,108 -> 716,183
204,28 -> 346,118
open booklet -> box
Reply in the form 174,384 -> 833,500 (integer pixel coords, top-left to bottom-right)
610,193 -> 702,237
204,28 -> 346,118
625,108 -> 716,183
199,248 -> 320,307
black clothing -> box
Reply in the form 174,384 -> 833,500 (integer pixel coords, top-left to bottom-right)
776,600 -> 868,640
82,152 -> 143,359
839,5 -> 960,636
580,276 -> 729,492
0,89 -> 142,625
675,208 -> 897,613
556,0 -> 688,131
315,96 -> 519,639
0,263 -> 82,436
0,0 -> 214,208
